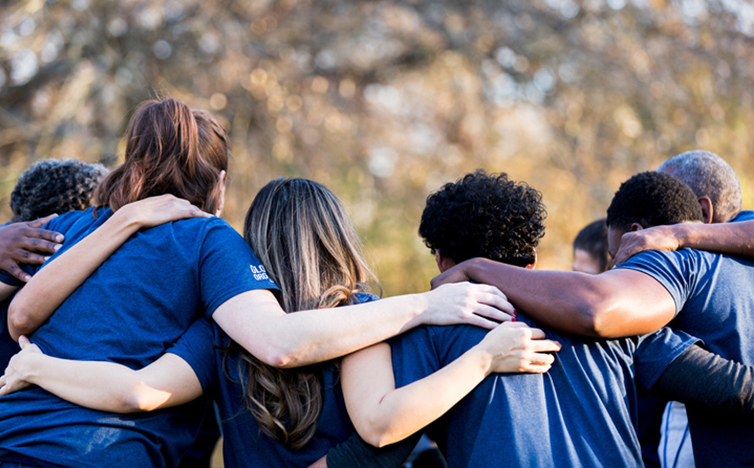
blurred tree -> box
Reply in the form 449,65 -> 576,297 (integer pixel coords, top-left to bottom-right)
1,0 -> 753,295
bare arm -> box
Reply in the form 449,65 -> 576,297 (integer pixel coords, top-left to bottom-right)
0,336 -> 202,412
613,221 -> 754,266
431,257 -> 676,338
8,196 -> 211,340
341,322 -> 561,447
212,282 -> 516,369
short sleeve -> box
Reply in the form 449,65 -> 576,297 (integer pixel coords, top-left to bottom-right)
166,318 -> 217,393
198,220 -> 279,319
634,327 -> 702,389
616,249 -> 697,317
729,210 -> 754,223
388,326 -> 442,389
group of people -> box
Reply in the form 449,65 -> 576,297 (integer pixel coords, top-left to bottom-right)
0,97 -> 751,468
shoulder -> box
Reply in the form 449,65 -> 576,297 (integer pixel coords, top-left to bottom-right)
44,207 -> 98,233
351,292 -> 380,305
729,210 -> 754,223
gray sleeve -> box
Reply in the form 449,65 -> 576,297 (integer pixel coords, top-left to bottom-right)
650,343 -> 754,422
326,432 -> 419,468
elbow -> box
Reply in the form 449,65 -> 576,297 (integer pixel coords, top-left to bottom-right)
8,304 -> 35,342
357,427 -> 394,448
256,345 -> 296,368
353,416 -> 399,448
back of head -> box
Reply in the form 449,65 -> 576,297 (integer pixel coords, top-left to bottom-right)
573,218 -> 610,273
420,170 -> 546,267
607,171 -> 704,231
240,177 -> 377,450
10,159 -> 108,222
94,98 -> 229,213
656,150 -> 742,222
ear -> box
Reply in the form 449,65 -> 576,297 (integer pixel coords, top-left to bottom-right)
630,222 -> 644,232
435,250 -> 456,273
525,248 -> 537,270
697,196 -> 713,224
216,171 -> 227,217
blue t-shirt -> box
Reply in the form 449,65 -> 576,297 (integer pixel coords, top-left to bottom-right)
0,207 -> 278,468
618,248 -> 754,467
178,292 -> 380,468
0,297 -> 19,371
728,209 -> 753,223
388,316 -> 698,468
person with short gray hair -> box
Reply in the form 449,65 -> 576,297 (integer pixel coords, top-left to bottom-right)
656,150 -> 742,224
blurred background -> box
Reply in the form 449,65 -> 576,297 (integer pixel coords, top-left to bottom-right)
1,0 -> 753,297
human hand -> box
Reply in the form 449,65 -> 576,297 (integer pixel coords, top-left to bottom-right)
613,225 -> 680,267
0,215 -> 63,282
115,194 -> 213,229
476,322 -> 561,375
0,336 -> 42,396
422,282 -> 515,330
429,261 -> 474,290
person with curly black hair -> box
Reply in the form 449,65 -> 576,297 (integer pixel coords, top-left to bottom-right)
340,170 -> 754,467
431,170 -> 754,467
10,159 -> 108,223
0,158 -> 104,285
0,159 -> 108,372
419,170 -> 545,268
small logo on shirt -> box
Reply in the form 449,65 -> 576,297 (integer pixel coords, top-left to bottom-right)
250,265 -> 270,281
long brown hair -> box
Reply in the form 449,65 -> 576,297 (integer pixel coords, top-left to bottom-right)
240,178 -> 378,450
94,98 -> 229,212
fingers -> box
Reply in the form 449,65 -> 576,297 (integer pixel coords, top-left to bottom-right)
18,336 -> 30,349
526,352 -> 556,366
26,214 -> 58,228
465,314 -> 504,331
0,260 -> 31,282
21,227 -> 65,245
519,363 -> 552,374
18,235 -> 62,255
529,339 -> 562,353
473,304 -> 514,323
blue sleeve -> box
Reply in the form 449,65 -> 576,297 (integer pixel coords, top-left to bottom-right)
198,220 -> 279,319
615,249 -> 698,317
166,318 -> 217,393
729,210 -> 754,223
389,326 -> 441,388
634,328 -> 702,389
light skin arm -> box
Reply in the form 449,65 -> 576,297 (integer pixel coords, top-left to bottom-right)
613,221 -> 754,266
431,257 -> 676,338
213,282 -> 516,368
0,336 -> 203,412
7,195 -> 211,340
8,199 -> 517,369
341,322 -> 562,447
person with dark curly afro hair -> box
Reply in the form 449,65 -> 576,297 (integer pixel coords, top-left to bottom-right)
431,170 -> 754,468
419,170 -> 545,268
342,169 -> 754,468
10,159 -> 108,223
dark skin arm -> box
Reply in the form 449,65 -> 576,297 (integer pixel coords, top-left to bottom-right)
431,257 -> 676,338
613,220 -> 754,266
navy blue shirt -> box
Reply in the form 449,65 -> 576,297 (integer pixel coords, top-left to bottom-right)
388,317 -> 698,468
618,247 -> 754,467
0,207 -> 278,468
180,293 -> 380,468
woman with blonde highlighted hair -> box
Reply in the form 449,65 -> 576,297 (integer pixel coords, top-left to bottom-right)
0,171 -> 558,467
